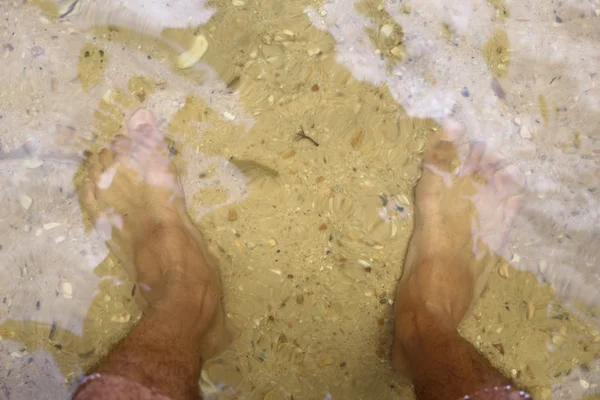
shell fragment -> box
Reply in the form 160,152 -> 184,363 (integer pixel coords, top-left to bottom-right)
19,195 -> 33,210
176,35 -> 209,69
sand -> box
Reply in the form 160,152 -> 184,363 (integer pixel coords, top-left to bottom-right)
0,0 -> 599,399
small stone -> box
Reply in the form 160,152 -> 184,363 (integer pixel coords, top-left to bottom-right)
513,117 -> 521,126
357,259 -> 371,267
319,354 -> 334,366
307,47 -> 321,56
492,343 -> 505,355
24,158 -> 44,169
246,242 -> 257,249
281,150 -> 296,159
580,379 -> 590,389
595,9 -> 600,17
268,239 -> 277,246
232,0 -> 245,5
228,209 -> 238,221
111,312 -> 131,323
519,126 -> 532,139
380,24 -> 393,37
461,87 -> 470,97
491,78 -> 505,99
390,46 -> 404,58
19,195 -> 32,210
54,236 -> 66,244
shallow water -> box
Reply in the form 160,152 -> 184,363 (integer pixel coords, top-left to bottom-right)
0,0 -> 599,399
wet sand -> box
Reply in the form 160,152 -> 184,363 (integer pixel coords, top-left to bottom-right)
0,0 -> 599,399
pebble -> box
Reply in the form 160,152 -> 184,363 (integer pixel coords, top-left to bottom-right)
307,47 -> 321,56
580,379 -> 590,389
319,354 -> 334,366
111,312 -> 132,323
380,24 -> 393,37
513,117 -> 521,126
357,259 -> 371,267
232,0 -> 245,5
223,111 -> 236,121
390,46 -> 404,57
54,236 -> 66,244
24,158 -> 44,168
268,239 -> 277,246
19,195 -> 32,210
176,34 -> 208,69
461,87 -> 470,97
519,126 -> 532,139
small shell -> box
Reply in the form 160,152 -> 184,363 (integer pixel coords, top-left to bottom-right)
526,301 -> 535,320
43,222 -> 60,230
24,158 -> 44,169
176,35 -> 208,69
60,282 -> 73,299
498,263 -> 510,278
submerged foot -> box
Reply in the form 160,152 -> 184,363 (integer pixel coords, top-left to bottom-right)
79,108 -> 228,359
392,122 -> 525,373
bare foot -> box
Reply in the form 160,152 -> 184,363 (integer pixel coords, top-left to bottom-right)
392,123 -> 525,374
79,109 -> 228,359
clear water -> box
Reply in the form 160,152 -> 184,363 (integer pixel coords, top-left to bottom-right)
0,0 -> 599,399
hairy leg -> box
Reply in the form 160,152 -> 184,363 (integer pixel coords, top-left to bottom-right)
392,123 -> 529,400
74,109 -> 228,400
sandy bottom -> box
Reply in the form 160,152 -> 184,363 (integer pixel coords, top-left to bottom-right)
0,0 -> 599,399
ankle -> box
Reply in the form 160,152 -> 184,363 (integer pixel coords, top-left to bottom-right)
395,304 -> 457,350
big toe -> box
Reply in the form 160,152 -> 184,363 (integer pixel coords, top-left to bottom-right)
126,109 -> 165,151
